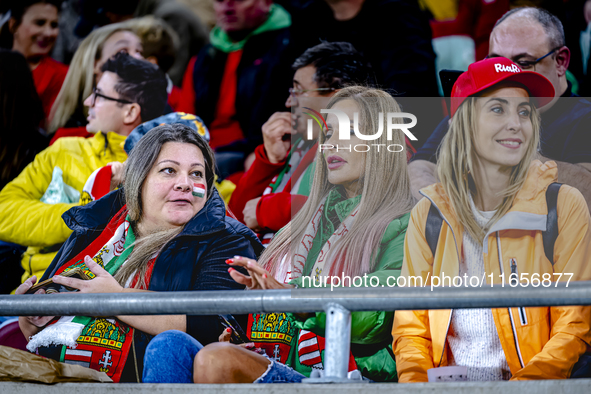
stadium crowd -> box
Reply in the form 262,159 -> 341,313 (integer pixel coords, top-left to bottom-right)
0,0 -> 591,384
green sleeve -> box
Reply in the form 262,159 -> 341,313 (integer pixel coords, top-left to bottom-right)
289,213 -> 410,344
295,160 -> 315,197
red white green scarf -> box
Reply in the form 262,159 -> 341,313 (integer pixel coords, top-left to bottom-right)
249,193 -> 359,373
27,206 -> 155,382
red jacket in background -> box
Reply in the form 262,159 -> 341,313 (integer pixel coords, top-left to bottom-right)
228,143 -> 312,231
32,57 -> 68,121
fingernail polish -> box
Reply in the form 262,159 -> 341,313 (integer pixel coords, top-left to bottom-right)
228,267 -> 234,272
225,259 -> 233,264
226,327 -> 232,333
263,274 -> 267,279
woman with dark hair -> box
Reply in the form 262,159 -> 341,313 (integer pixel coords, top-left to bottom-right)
0,49 -> 47,190
0,49 -> 48,293
0,0 -> 68,122
15,123 -> 263,382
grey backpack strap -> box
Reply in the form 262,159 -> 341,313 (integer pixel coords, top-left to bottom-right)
425,203 -> 443,258
543,182 -> 562,266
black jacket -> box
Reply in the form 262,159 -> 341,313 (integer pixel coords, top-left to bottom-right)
191,28 -> 294,154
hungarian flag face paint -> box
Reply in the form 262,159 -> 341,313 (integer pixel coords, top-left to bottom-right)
193,183 -> 206,198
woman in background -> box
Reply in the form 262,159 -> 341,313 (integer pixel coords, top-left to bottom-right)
0,0 -> 67,123
48,21 -> 143,142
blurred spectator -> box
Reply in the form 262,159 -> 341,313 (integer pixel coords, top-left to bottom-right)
228,41 -> 376,243
128,15 -> 183,111
0,49 -> 48,293
428,0 -> 510,61
0,0 -> 68,123
287,0 -> 438,97
51,0 -> 207,86
48,22 -> 143,141
135,0 -> 209,86
51,0 -> 83,65
177,0 -> 216,29
131,16 -> 177,75
565,0 -> 591,96
0,50 -> 48,190
409,7 -> 591,211
418,0 -> 458,21
0,53 -> 167,289
178,0 -> 293,178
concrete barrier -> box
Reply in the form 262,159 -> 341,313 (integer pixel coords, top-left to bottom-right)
2,380 -> 591,394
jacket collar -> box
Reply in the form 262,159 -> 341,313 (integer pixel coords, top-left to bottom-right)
421,160 -> 558,252
64,187 -> 227,236
89,131 -> 127,158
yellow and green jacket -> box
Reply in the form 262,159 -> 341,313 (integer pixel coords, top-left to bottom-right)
0,132 -> 127,285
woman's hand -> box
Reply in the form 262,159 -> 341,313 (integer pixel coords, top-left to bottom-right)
107,161 -> 125,191
52,256 -> 123,293
218,327 -> 263,353
15,276 -> 56,330
226,256 -> 293,290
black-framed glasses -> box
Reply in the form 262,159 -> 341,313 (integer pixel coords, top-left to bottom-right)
487,47 -> 563,71
289,87 -> 336,97
91,87 -> 133,107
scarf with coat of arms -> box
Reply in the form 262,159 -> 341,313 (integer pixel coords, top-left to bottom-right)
27,205 -> 155,382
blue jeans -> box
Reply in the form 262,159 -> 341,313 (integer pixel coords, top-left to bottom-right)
255,356 -> 305,383
143,330 -> 305,383
142,330 -> 203,383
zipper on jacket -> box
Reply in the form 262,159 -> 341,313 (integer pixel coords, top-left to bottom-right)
509,258 -> 529,326
510,258 -> 518,286
419,192 -> 460,367
497,233 -> 525,368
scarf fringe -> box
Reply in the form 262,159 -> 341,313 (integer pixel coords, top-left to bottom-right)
26,317 -> 83,353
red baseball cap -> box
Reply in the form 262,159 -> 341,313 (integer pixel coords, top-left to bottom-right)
450,57 -> 555,117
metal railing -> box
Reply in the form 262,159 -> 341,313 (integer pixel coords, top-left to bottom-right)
2,282 -> 591,383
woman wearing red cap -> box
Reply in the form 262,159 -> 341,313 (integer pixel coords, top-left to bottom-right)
393,57 -> 591,381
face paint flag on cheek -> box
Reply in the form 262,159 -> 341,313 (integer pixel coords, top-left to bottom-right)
193,183 -> 206,198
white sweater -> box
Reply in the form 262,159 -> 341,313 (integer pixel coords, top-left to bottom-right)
447,199 -> 512,381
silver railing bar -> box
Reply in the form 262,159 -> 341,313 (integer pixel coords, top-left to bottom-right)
1,281 -> 590,316
4,282 -> 591,384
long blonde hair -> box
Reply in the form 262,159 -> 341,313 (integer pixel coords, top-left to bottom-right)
259,86 -> 415,278
48,22 -> 137,133
437,96 -> 541,241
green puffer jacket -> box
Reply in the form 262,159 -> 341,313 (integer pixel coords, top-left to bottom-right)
286,187 -> 410,381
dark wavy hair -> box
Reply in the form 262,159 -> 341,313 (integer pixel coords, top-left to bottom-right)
292,41 -> 377,90
100,52 -> 168,123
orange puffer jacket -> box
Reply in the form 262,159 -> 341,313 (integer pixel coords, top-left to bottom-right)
392,160 -> 591,381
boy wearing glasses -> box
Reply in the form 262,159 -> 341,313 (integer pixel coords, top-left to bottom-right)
0,53 -> 167,289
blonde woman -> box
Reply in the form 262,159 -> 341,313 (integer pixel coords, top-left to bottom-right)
393,57 -> 591,381
48,22 -> 143,140
142,86 -> 416,383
